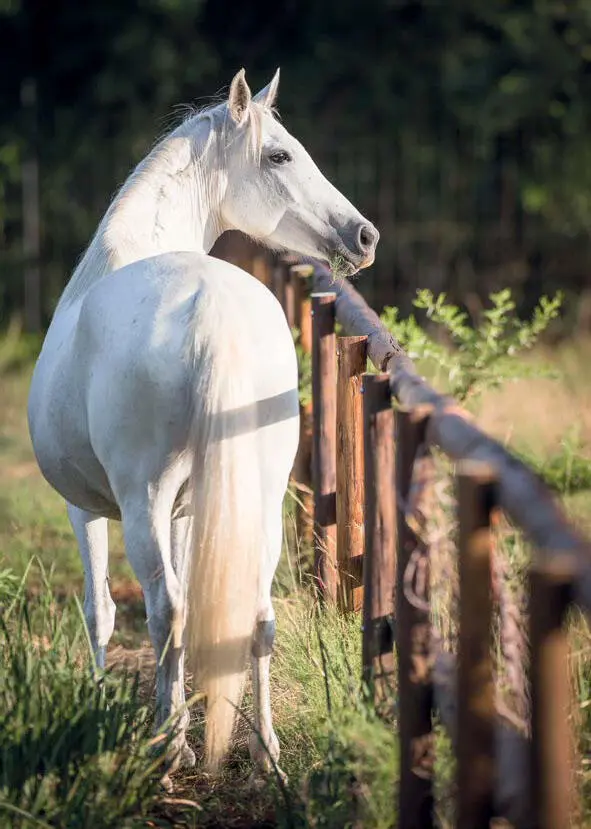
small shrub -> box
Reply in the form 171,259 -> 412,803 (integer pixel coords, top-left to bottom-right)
381,288 -> 562,405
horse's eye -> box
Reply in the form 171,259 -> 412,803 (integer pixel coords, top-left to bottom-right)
269,150 -> 292,165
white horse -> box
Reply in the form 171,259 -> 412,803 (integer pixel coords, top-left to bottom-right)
27,69 -> 378,782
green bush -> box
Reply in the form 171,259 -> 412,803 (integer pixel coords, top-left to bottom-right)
381,288 -> 563,405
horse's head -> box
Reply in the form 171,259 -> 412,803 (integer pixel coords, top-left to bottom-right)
219,69 -> 379,276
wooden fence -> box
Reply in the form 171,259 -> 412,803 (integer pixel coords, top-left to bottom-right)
244,245 -> 590,828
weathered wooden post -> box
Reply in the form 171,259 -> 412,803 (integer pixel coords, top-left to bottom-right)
271,258 -> 296,327
396,406 -> 434,829
456,461 -> 497,829
291,264 -> 315,548
272,262 -> 288,320
311,292 -> 337,602
337,336 -> 368,613
530,557 -> 576,829
252,249 -> 273,288
362,373 -> 396,706
283,265 -> 296,329
292,263 -> 314,337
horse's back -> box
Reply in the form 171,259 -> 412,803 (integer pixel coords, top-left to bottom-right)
29,251 -> 298,514
80,251 -> 296,401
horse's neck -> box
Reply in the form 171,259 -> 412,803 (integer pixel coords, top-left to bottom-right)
57,118 -> 225,311
104,130 -> 225,267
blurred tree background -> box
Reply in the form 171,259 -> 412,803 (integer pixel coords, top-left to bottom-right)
1,0 -> 591,329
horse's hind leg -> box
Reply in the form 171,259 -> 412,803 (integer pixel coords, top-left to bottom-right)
250,602 -> 282,780
249,508 -> 285,784
68,504 -> 115,670
121,496 -> 194,777
170,515 -> 196,767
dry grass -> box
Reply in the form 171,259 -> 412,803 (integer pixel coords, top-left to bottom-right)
477,336 -> 591,457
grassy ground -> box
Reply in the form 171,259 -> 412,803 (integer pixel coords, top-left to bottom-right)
1,332 -> 591,826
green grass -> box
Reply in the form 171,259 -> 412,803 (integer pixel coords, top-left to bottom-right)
0,573 -> 171,829
2,330 -> 591,826
0,563 -> 403,829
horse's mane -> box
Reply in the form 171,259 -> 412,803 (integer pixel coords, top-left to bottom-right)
55,100 -> 270,312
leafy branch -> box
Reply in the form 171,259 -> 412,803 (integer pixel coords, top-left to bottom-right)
381,288 -> 563,405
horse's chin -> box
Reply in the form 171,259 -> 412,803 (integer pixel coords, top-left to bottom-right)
357,255 -> 374,270
331,244 -> 374,277
337,257 -> 372,278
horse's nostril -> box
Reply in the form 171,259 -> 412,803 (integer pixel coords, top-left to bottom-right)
358,224 -> 376,252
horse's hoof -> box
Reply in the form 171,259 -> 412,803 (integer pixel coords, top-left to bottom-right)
248,771 -> 267,792
161,773 -> 175,794
274,765 -> 288,787
248,765 -> 288,791
181,744 -> 197,768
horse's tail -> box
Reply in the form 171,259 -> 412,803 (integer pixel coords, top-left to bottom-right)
185,292 -> 263,771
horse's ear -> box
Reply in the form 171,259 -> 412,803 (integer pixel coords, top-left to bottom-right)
228,68 -> 252,126
253,68 -> 280,109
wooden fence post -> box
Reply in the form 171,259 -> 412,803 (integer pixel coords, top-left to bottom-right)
312,292 -> 337,602
252,250 -> 273,288
362,373 -> 396,706
530,557 -> 576,829
271,258 -> 295,328
291,264 -> 315,548
284,265 -> 296,329
337,336 -> 368,613
292,263 -> 314,333
272,263 -> 286,313
456,461 -> 497,829
396,407 -> 434,829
